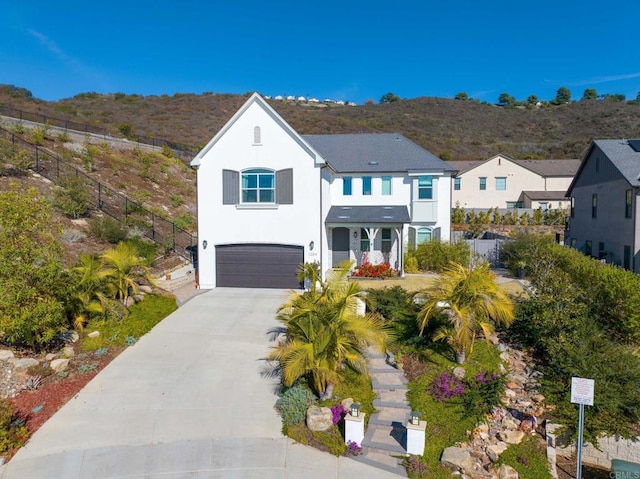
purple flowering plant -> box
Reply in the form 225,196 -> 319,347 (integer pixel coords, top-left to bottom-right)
430,372 -> 465,402
330,403 -> 345,425
345,440 -> 362,457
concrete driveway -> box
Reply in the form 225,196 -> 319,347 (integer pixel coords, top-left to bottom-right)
0,288 -> 402,478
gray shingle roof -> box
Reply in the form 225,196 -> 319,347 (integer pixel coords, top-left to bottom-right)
521,191 -> 569,200
448,158 -> 579,177
303,133 -> 456,173
325,206 -> 411,224
593,139 -> 640,187
514,159 -> 580,177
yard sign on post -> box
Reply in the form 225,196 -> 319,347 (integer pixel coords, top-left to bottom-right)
571,377 -> 595,479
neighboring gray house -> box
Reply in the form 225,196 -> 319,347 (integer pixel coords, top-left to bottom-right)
565,139 -> 640,272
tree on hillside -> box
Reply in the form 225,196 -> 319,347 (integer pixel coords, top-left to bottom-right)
379,92 -> 400,104
552,87 -> 571,105
582,88 -> 598,100
0,184 -> 68,350
417,262 -> 514,364
454,92 -> 469,101
267,262 -> 392,399
100,242 -> 152,304
498,92 -> 517,107
526,95 -> 538,106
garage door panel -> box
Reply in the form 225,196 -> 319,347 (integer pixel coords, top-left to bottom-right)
216,244 -> 303,288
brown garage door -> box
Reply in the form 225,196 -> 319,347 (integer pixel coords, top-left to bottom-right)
216,244 -> 303,288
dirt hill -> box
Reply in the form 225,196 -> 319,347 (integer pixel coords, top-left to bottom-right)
2,85 -> 640,161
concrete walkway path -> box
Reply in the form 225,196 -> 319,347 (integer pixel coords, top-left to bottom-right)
0,288 -> 402,478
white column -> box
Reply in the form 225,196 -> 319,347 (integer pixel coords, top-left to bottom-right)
406,419 -> 426,455
344,413 -> 365,446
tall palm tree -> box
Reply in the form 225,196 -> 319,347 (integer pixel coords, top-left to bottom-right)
417,262 -> 514,364
268,263 -> 392,399
100,242 -> 151,304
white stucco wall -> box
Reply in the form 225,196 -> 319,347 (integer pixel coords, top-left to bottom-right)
195,99 -> 324,288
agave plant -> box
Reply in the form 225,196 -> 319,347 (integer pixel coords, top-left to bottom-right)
22,375 -> 43,391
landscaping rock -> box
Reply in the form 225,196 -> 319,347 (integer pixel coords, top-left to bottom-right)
341,397 -> 354,410
453,366 -> 466,379
125,296 -> 135,308
486,442 -> 508,462
441,447 -> 474,471
499,430 -> 525,445
531,394 -> 545,403
306,406 -> 333,432
0,350 -> 14,361
45,353 -> 57,361
50,358 -> 70,373
87,331 -> 100,339
139,285 -> 153,294
498,464 -> 519,479
61,346 -> 76,358
11,358 -> 39,372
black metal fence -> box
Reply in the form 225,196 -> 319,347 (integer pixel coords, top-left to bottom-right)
0,105 -> 199,161
0,127 -> 197,260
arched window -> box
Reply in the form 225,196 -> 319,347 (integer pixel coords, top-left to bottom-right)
242,168 -> 274,203
253,126 -> 261,144
417,227 -> 432,244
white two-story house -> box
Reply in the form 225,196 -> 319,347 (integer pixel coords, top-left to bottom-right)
191,93 -> 455,289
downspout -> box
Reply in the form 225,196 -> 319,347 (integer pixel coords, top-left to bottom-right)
320,164 -> 325,280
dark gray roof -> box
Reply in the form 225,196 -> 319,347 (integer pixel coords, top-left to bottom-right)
448,160 -> 482,174
594,139 -> 640,187
325,205 -> 411,224
514,159 -> 580,177
521,191 -> 569,200
303,133 -> 456,173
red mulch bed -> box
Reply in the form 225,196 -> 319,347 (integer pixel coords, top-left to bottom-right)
8,345 -> 124,437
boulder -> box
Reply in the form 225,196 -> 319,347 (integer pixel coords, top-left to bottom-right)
50,358 -> 70,373
486,442 -> 508,462
61,346 -> 76,358
498,430 -> 525,445
441,447 -> 474,471
498,464 -> 519,479
341,397 -> 354,410
0,350 -> 14,361
531,394 -> 545,403
306,406 -> 333,432
125,296 -> 135,308
45,353 -> 57,361
87,331 -> 100,339
11,358 -> 39,372
139,285 -> 153,294
453,367 -> 466,379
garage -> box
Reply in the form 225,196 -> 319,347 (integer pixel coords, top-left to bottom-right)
216,244 -> 304,288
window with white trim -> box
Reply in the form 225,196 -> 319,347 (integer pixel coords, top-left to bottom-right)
242,168 -> 274,203
343,177 -> 352,196
382,176 -> 392,195
417,227 -> 432,244
418,176 -> 433,199
495,177 -> 506,190
381,228 -> 392,252
362,176 -> 372,195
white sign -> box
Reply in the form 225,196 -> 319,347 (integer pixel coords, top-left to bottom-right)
571,377 -> 595,406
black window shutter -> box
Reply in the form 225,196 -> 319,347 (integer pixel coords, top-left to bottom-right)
276,169 -> 293,204
222,169 -> 239,204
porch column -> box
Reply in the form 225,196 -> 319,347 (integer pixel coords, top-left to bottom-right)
394,226 -> 404,277
364,227 -> 379,263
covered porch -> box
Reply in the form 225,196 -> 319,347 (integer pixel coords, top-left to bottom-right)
326,206 -> 410,275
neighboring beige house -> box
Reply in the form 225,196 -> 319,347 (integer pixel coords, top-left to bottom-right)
449,154 -> 580,210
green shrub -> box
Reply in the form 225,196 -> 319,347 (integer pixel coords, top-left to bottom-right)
462,371 -> 505,420
56,131 -> 71,143
29,125 -> 49,145
497,435 -> 552,478
53,176 -> 92,218
173,212 -> 195,232
275,384 -> 317,428
170,195 -> 185,207
89,216 -> 128,244
0,400 -> 29,456
413,240 -> 471,272
123,237 -> 157,266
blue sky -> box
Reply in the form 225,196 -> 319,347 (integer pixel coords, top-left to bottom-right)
2,1 -> 640,105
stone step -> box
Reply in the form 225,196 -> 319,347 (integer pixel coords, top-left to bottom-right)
371,375 -> 408,390
375,389 -> 409,404
373,400 -> 411,410
363,424 -> 407,454
352,447 -> 407,477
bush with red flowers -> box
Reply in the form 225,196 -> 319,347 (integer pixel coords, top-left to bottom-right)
352,262 -> 398,278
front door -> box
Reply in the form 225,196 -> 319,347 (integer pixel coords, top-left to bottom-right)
332,227 -> 350,267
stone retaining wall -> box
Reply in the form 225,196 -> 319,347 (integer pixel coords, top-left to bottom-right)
546,423 -> 640,470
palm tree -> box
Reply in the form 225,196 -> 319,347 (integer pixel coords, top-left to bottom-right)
268,263 -> 392,399
417,262 -> 514,364
100,242 -> 151,304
